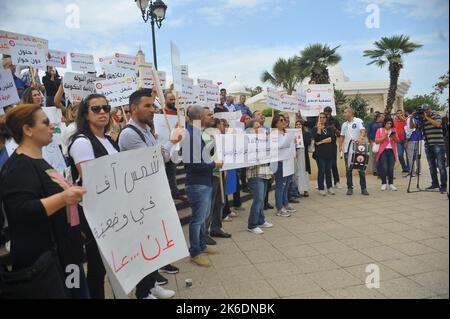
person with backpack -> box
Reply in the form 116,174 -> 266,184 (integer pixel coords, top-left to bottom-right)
67,94 -> 119,299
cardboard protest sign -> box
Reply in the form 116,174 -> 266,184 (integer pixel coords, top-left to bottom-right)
103,65 -> 136,80
63,72 -> 97,103
170,42 -> 182,93
138,65 -> 166,89
0,30 -> 48,57
8,36 -> 47,70
298,84 -> 336,116
179,77 -> 195,108
95,76 -> 138,108
197,80 -> 219,109
153,114 -> 186,146
287,128 -> 304,148
81,147 -> 189,294
42,107 -> 65,146
70,52 -> 96,73
213,111 -> 242,122
279,93 -> 300,113
114,53 -> 138,72
0,69 -> 20,109
181,65 -> 189,77
266,87 -> 281,110
47,50 -> 67,68
99,56 -> 116,71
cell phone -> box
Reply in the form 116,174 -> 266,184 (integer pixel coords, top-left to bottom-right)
389,132 -> 396,137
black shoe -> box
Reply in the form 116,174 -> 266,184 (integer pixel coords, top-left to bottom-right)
361,189 -> 370,196
205,236 -> 217,246
288,198 -> 300,204
210,230 -> 232,239
155,273 -> 168,286
440,188 -> 447,194
264,203 -> 274,210
347,189 -> 353,196
242,187 -> 251,193
426,185 -> 440,190
159,264 -> 179,274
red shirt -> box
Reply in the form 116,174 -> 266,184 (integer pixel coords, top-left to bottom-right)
164,107 -> 178,116
393,119 -> 406,142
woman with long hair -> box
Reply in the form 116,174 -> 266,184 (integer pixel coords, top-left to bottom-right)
375,117 -> 399,191
42,66 -> 61,107
20,87 -> 44,107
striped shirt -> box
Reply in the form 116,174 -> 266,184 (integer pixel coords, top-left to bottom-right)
423,113 -> 444,146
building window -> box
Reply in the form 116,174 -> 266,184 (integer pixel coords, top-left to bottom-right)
370,108 -> 374,114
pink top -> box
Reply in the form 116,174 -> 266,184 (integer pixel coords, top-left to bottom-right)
375,127 -> 399,162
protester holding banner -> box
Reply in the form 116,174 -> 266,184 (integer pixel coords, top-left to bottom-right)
117,89 -> 177,299
368,113 -> 385,177
313,113 -> 336,196
42,67 -> 62,107
271,114 -> 295,217
295,120 -> 311,197
375,117 -> 399,191
0,104 -> 88,299
234,95 -> 253,117
68,94 -> 119,299
324,106 -> 343,189
182,106 -> 223,267
2,56 -> 28,98
20,87 -> 44,107
246,121 -> 274,235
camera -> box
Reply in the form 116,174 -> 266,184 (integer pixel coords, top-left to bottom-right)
413,105 -> 426,127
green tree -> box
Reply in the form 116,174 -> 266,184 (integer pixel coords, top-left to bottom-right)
432,71 -> 449,107
347,94 -> 369,120
246,86 -> 263,97
334,89 -> 347,114
404,94 -> 443,112
364,35 -> 423,114
261,57 -> 307,95
296,44 -> 342,84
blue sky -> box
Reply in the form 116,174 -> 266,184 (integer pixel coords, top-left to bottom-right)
1,0 -> 449,101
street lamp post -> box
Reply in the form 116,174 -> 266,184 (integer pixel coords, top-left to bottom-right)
135,0 -> 167,70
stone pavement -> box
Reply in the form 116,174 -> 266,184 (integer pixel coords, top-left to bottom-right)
106,167 -> 449,299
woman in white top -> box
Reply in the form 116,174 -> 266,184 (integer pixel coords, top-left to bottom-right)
68,93 -> 119,300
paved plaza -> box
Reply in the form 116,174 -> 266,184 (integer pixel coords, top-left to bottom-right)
107,166 -> 449,299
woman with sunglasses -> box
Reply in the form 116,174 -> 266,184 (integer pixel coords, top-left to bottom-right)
0,104 -> 87,298
271,114 -> 295,218
313,113 -> 336,196
68,94 -> 119,299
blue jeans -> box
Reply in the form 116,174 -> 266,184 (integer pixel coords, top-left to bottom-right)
248,178 -> 268,229
344,153 -> 367,191
316,158 -> 333,191
379,149 -> 396,185
425,144 -> 448,191
397,141 -> 409,172
274,163 -> 292,210
186,184 -> 213,257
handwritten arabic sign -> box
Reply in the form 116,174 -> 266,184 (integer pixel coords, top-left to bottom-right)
103,65 -> 136,81
9,38 -> 47,70
47,49 -> 67,68
197,81 -> 219,109
138,65 -> 166,89
170,42 -> 182,93
64,72 -> 97,103
0,69 -> 20,109
298,84 -> 336,116
0,30 -> 48,56
82,147 -> 189,294
95,76 -> 138,108
70,52 -> 95,73
114,53 -> 138,72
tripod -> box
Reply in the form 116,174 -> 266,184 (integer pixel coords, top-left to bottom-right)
407,139 -> 423,193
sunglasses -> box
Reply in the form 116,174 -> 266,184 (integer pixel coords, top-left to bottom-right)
90,105 -> 111,114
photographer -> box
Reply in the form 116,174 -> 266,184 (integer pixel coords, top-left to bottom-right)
410,104 -> 447,194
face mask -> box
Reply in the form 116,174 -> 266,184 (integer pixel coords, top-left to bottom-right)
167,102 -> 176,110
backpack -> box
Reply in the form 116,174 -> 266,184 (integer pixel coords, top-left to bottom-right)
117,125 -> 147,145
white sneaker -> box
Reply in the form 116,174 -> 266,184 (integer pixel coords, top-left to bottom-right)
327,188 -> 335,195
229,212 -> 238,218
381,184 -> 387,191
389,184 -> 398,191
223,216 -> 233,222
276,210 -> 291,217
319,190 -> 327,196
335,183 -> 343,189
248,227 -> 264,234
143,294 -> 158,299
260,222 -> 273,228
150,284 -> 175,299
284,206 -> 297,213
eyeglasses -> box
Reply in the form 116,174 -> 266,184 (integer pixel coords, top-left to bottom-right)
90,105 -> 111,114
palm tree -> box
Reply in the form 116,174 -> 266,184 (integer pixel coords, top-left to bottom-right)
261,57 -> 307,95
296,44 -> 342,84
364,35 -> 423,113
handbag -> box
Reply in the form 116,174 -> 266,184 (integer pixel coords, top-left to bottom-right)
0,158 -> 69,299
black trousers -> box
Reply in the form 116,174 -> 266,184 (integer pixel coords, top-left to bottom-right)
135,271 -> 158,299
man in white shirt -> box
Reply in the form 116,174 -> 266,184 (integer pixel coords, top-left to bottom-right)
339,108 -> 369,196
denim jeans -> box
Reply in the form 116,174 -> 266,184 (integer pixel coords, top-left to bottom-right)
316,157 -> 333,191
397,141 -> 409,172
379,149 -> 396,185
248,177 -> 268,229
186,184 -> 213,257
344,153 -> 367,191
331,155 -> 340,185
205,176 -> 223,234
274,163 -> 292,210
425,144 -> 448,190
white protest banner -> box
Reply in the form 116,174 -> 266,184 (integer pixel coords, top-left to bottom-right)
99,56 -> 116,71
181,65 -> 189,77
287,128 -> 304,148
114,53 -> 138,72
170,42 -> 182,93
153,114 -> 186,145
0,30 -> 48,56
138,65 -> 166,89
0,69 -> 20,109
81,147 -> 189,294
103,65 -> 136,80
70,52 -> 96,73
266,87 -> 281,110
179,77 -> 195,108
197,81 -> 219,109
198,79 -> 213,86
279,93 -> 300,113
9,37 -> 47,70
213,111 -> 242,122
47,50 -> 67,68
95,76 -> 138,108
42,107 -> 65,145
299,84 -> 336,116
63,72 -> 97,103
